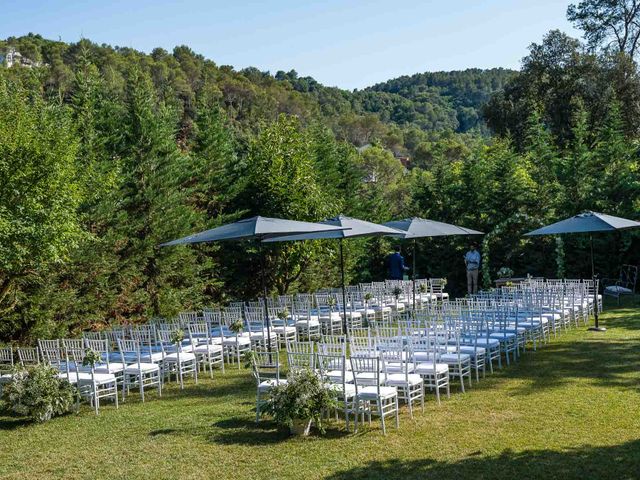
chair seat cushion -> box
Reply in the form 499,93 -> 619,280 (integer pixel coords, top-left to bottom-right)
0,373 -> 13,383
193,344 -> 223,354
458,346 -> 486,356
384,361 -> 415,374
414,362 -> 449,375
163,352 -> 197,362
439,353 -> 471,363
273,326 -> 296,334
125,362 -> 160,374
326,370 -> 354,383
354,372 -> 383,385
327,382 -> 356,397
412,352 -> 436,363
358,385 -> 397,400
222,337 -> 251,346
295,319 -> 320,327
386,373 -> 423,386
94,362 -> 126,374
473,338 -> 500,348
140,352 -> 164,363
258,379 -> 287,392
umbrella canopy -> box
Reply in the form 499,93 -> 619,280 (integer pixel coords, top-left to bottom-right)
524,211 -> 640,236
384,217 -> 483,239
264,215 -> 403,336
263,214 -> 402,242
523,210 -> 640,331
160,216 -> 348,352
160,215 -> 348,246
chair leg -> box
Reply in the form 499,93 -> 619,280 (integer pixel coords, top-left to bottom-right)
395,396 -> 400,429
380,400 -> 386,435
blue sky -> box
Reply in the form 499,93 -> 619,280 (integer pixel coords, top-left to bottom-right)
2,0 -> 580,90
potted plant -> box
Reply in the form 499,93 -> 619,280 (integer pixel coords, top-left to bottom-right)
170,328 -> 185,345
326,297 -> 337,310
82,348 -> 102,369
497,267 -> 514,280
263,368 -> 338,437
2,364 -> 76,423
277,308 -> 289,321
229,319 -> 244,334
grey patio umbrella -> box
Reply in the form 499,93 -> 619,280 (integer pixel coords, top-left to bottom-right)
264,214 -> 404,334
384,217 -> 484,309
524,211 -> 640,331
160,216 -> 348,350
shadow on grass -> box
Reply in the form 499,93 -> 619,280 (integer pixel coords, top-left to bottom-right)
159,375 -> 254,400
324,439 -> 640,480
207,416 -> 350,445
0,415 -> 26,431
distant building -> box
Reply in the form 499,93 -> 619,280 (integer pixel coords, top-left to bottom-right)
0,47 -> 44,68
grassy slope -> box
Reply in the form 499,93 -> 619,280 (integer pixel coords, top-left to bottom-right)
1,301 -> 639,480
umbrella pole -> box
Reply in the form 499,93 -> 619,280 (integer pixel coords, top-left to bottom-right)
339,238 -> 348,338
412,239 -> 417,315
588,234 -> 605,331
260,242 -> 274,353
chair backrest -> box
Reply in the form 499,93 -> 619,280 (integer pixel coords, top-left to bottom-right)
0,346 -> 13,373
17,347 -> 39,366
188,322 -> 210,345
350,355 -> 386,395
317,352 -> 348,385
118,338 -> 142,365
251,351 -> 281,384
286,341 -> 315,371
179,311 -> 200,324
84,338 -> 110,365
38,339 -> 63,366
83,331 -> 103,341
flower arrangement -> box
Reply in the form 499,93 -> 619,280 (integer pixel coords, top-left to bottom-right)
327,297 -> 337,308
277,308 -> 289,321
392,286 -> 402,300
2,364 -> 76,423
363,292 -> 373,302
81,348 -> 102,368
263,368 -> 338,436
418,283 -> 428,293
170,328 -> 185,345
497,267 -> 514,279
229,319 -> 244,334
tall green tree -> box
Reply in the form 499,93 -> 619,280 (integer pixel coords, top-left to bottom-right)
0,74 -> 83,337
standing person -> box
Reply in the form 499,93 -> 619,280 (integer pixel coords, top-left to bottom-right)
386,245 -> 409,280
464,242 -> 481,295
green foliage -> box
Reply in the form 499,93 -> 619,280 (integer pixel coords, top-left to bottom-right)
567,0 -> 640,58
169,329 -> 185,345
262,368 -> 338,434
2,364 -> 76,422
229,320 -> 243,333
0,73 -> 84,326
81,348 -> 102,368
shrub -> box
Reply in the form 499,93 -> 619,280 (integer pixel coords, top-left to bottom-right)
2,364 -> 76,422
497,267 -> 514,279
263,368 -> 338,435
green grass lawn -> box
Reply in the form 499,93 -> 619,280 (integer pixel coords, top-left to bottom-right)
2,300 -> 640,480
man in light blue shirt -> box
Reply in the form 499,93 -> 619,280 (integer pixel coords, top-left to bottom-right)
464,242 -> 481,294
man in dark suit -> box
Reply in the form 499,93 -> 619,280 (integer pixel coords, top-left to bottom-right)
386,245 -> 409,280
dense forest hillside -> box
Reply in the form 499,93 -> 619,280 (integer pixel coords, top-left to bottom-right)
1,11 -> 639,343
366,68 -> 516,132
